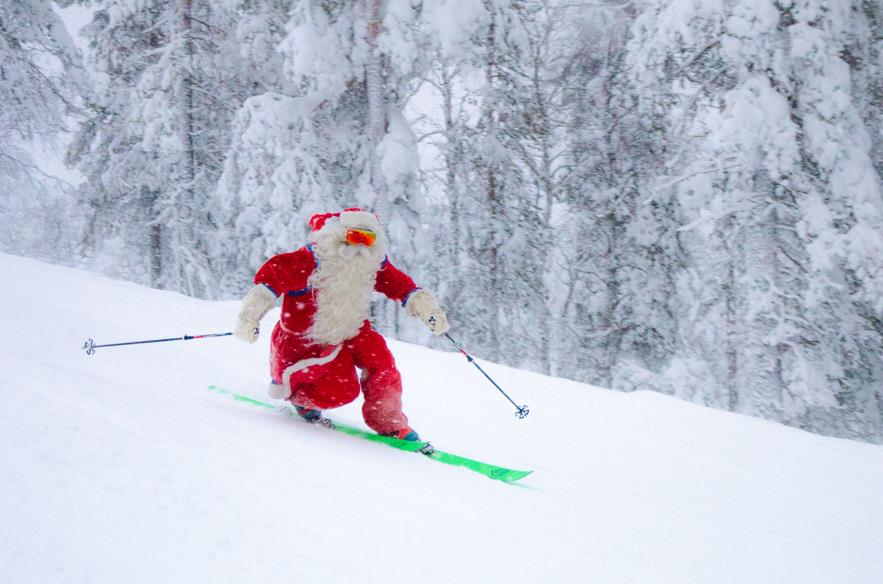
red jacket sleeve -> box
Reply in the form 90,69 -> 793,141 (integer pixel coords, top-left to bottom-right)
254,247 -> 316,296
375,257 -> 419,305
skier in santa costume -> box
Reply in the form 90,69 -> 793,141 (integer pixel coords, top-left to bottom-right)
234,208 -> 449,441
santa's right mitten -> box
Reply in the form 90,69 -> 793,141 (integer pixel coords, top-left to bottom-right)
234,285 -> 277,343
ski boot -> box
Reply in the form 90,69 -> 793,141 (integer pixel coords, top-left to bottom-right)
292,404 -> 333,428
384,426 -> 420,441
294,404 -> 322,422
384,427 -> 435,454
384,426 -> 434,454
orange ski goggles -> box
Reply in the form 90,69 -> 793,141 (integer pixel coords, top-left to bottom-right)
345,228 -> 377,247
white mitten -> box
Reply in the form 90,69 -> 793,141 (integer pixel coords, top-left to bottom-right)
234,285 -> 277,343
406,289 -> 450,336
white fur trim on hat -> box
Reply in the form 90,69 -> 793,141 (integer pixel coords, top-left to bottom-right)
339,210 -> 378,231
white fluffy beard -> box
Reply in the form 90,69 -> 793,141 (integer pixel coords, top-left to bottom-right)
307,224 -> 387,345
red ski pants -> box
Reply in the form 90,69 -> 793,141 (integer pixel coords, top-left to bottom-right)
269,321 -> 408,435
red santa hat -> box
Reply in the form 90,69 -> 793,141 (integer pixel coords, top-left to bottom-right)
308,208 -> 379,232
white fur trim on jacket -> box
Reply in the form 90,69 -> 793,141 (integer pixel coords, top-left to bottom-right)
406,289 -> 450,336
234,284 -> 277,343
280,344 -> 343,392
268,381 -> 291,399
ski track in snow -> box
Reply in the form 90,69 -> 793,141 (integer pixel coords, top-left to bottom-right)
1,252 -> 882,584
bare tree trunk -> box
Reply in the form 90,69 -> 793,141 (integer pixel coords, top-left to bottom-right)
599,215 -> 622,388
149,189 -> 163,289
151,224 -> 163,286
738,171 -> 785,419
365,0 -> 387,217
182,0 -> 195,193
724,216 -> 739,411
440,65 -> 462,272
485,8 -> 501,358
146,17 -> 164,290
487,170 -> 501,356
180,0 -> 197,296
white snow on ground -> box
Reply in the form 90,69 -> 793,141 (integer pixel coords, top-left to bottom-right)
1,252 -> 882,583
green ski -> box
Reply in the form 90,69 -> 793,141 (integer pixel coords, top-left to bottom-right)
207,385 -> 532,483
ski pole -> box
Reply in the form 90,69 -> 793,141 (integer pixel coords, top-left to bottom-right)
82,332 -> 232,355
443,332 -> 529,419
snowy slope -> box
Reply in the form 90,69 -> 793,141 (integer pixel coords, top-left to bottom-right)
2,253 -> 882,584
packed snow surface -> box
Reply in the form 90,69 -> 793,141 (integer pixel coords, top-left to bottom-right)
2,253 -> 882,583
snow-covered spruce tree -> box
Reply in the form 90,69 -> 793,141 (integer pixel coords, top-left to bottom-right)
0,0 -> 87,260
461,2 -> 527,365
852,0 -> 883,182
216,0 -> 363,294
411,53 -> 466,304
404,2 -> 503,353
627,0 -> 883,441
409,0 -> 560,370
488,1 -> 580,375
71,0 -> 247,297
209,0 -> 296,294
554,2 -> 683,390
218,0 -> 441,334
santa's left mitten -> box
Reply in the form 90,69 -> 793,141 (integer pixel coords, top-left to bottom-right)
406,289 -> 450,336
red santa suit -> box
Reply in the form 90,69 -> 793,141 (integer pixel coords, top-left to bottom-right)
244,210 -> 426,435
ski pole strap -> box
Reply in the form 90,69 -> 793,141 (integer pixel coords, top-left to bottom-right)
444,333 -> 529,419
83,332 -> 232,355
